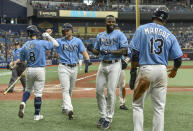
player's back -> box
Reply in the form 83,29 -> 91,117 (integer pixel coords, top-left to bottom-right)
132,23 -> 181,66
21,39 -> 53,67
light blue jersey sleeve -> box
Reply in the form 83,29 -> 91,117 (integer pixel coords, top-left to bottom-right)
169,35 -> 183,59
119,32 -> 129,48
78,39 -> 86,53
129,27 -> 142,51
40,40 -> 54,50
94,34 -> 101,51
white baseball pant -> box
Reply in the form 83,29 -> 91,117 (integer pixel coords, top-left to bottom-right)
25,67 -> 45,97
58,63 -> 78,111
133,65 -> 167,131
118,70 -> 126,106
96,60 -> 121,122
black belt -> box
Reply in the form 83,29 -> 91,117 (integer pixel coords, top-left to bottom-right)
62,63 -> 77,67
102,60 -> 119,64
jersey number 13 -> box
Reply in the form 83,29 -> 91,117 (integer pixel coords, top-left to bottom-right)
150,37 -> 164,54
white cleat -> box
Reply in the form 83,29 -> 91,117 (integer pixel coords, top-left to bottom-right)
18,102 -> 25,118
34,115 -> 44,121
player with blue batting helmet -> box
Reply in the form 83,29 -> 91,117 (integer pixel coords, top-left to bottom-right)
152,7 -> 169,23
26,25 -> 40,37
62,23 -> 73,35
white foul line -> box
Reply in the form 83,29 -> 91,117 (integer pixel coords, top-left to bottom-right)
76,74 -> 97,81
48,73 -> 97,88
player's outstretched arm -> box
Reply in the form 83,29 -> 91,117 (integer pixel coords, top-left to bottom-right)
42,32 -> 59,47
110,48 -> 128,56
86,44 -> 99,56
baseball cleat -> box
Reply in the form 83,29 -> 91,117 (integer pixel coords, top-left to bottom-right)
101,120 -> 110,130
120,105 -> 128,110
68,111 -> 74,120
18,102 -> 25,118
97,118 -> 105,128
34,114 -> 43,121
62,109 -> 68,115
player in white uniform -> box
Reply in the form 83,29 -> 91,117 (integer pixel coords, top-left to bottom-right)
55,23 -> 91,120
18,25 -> 59,121
87,15 -> 129,129
129,7 -> 183,131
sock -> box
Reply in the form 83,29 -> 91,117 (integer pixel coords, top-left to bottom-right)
22,91 -> 30,103
34,97 -> 42,115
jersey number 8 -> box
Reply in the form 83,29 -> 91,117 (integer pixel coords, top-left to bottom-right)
30,52 -> 36,62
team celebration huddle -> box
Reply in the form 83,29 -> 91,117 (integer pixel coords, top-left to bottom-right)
4,7 -> 183,131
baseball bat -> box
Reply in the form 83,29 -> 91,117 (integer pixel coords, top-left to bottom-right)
3,69 -> 27,95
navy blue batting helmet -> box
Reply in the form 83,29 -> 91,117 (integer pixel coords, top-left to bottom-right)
14,41 -> 19,45
152,7 -> 169,23
62,23 -> 73,35
27,25 -> 39,36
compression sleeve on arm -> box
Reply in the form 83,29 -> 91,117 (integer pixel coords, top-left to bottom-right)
174,57 -> 182,69
131,49 -> 139,62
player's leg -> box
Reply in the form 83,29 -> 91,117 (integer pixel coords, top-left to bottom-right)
18,68 -> 34,118
151,65 -> 167,131
18,64 -> 26,91
58,64 -> 73,114
105,61 -> 121,122
119,70 -> 128,110
132,66 -> 151,131
67,66 -> 78,119
33,67 -> 45,120
7,67 -> 18,92
96,63 -> 107,127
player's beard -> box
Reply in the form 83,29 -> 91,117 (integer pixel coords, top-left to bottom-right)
106,25 -> 114,33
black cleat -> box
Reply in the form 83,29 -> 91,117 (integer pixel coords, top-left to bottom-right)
101,120 -> 110,130
68,111 -> 74,120
120,105 -> 128,110
18,102 -> 25,118
97,118 -> 105,128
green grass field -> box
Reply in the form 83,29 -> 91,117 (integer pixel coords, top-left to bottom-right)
0,61 -> 193,131
0,92 -> 193,131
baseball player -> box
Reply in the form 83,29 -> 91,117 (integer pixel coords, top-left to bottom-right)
5,41 -> 26,93
129,7 -> 183,131
18,25 -> 59,121
55,23 -> 91,120
87,15 -> 129,129
114,24 -> 130,110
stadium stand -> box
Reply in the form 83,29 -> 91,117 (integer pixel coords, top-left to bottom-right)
0,0 -> 193,66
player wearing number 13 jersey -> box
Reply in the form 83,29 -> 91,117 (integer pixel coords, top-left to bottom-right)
18,25 -> 59,121
129,7 -> 183,131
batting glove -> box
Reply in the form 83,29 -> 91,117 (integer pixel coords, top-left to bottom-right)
84,60 -> 92,73
100,50 -> 111,55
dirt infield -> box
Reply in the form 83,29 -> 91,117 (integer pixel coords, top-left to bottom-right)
0,65 -> 193,101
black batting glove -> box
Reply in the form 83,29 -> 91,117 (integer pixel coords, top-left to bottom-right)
100,50 -> 111,55
129,68 -> 137,90
84,60 -> 92,73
